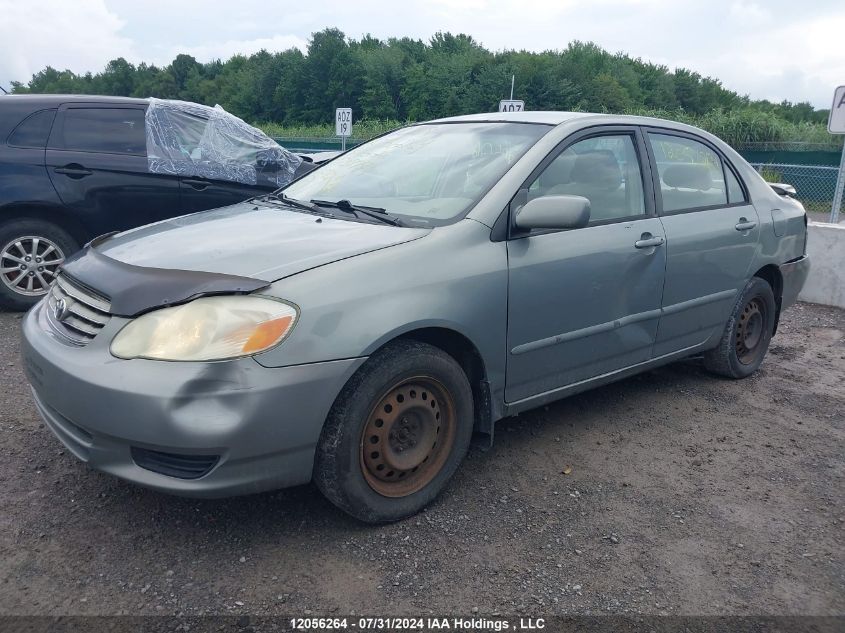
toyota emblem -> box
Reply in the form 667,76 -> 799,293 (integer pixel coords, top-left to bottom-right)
53,298 -> 71,322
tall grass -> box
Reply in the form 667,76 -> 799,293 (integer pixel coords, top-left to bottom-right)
629,108 -> 837,147
258,109 -> 841,150
258,119 -> 406,141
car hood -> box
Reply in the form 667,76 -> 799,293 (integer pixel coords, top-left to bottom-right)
97,202 -> 429,281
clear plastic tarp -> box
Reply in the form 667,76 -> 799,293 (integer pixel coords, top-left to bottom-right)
145,98 -> 302,187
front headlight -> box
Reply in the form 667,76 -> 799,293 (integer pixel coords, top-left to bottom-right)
110,295 -> 298,361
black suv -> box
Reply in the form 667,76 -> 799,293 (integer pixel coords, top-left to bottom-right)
0,95 -> 314,310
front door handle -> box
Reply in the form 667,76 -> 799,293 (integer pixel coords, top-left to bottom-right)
183,178 -> 210,190
54,164 -> 92,178
735,218 -> 757,231
634,234 -> 665,249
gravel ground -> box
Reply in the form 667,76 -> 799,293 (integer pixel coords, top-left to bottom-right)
0,302 -> 842,617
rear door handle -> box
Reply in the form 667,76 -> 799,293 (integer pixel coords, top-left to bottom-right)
54,164 -> 92,178
183,178 -> 210,190
634,235 -> 665,249
735,218 -> 757,231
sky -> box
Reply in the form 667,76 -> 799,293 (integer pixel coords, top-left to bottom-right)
0,0 -> 842,109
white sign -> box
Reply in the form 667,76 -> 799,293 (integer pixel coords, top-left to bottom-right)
335,108 -> 352,137
498,99 -> 525,113
829,86 -> 845,134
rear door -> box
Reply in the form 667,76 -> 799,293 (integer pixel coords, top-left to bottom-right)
161,112 -> 271,213
505,127 -> 667,403
643,129 -> 760,356
45,103 -> 182,235
180,177 -> 263,213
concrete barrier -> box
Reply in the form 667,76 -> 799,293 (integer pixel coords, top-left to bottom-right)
798,222 -> 845,308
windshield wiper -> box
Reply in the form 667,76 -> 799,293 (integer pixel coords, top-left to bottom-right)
310,199 -> 405,227
254,193 -> 332,216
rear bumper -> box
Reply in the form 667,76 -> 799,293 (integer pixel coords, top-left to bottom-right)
779,255 -> 810,310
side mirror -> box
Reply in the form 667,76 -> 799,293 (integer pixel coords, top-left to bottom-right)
514,195 -> 591,231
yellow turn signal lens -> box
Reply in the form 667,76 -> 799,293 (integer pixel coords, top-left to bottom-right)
242,315 -> 294,353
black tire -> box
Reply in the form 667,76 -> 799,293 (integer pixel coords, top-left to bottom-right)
314,339 -> 474,523
0,218 -> 79,311
704,277 -> 777,379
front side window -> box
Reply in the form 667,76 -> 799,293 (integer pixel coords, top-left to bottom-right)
56,108 -> 146,155
8,109 -> 56,148
648,133 -> 728,212
283,122 -> 551,226
526,134 -> 645,223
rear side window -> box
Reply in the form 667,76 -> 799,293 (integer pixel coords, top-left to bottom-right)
7,109 -> 57,148
648,133 -> 728,213
725,164 -> 747,204
57,108 -> 146,155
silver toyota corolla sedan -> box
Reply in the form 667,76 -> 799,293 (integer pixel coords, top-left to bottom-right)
22,111 -> 810,522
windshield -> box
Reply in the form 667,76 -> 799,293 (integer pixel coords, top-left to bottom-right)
281,122 -> 551,226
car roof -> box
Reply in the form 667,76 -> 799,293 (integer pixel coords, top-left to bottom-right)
428,111 -> 596,125
0,94 -> 149,107
427,110 -> 707,134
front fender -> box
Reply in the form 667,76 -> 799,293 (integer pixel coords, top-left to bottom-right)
253,220 -> 509,401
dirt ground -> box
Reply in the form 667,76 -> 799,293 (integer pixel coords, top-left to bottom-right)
0,302 -> 842,617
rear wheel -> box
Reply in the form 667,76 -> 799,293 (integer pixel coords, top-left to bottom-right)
0,219 -> 78,311
314,340 -> 473,523
704,277 -> 776,379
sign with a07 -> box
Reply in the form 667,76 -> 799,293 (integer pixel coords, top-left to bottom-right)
335,108 -> 352,137
498,100 -> 525,112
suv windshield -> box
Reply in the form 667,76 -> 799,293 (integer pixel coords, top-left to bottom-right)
281,122 -> 551,226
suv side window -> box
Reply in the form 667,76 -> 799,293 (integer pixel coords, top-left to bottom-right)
648,133 -> 728,212
56,107 -> 146,155
526,134 -> 645,223
7,109 -> 57,148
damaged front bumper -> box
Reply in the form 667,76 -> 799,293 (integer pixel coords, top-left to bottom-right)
22,300 -> 364,498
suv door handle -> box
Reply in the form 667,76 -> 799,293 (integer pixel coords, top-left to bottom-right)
183,179 -> 210,190
634,234 -> 665,249
735,218 -> 757,231
54,164 -> 92,178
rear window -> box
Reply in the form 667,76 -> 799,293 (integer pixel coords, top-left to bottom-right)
57,108 -> 146,155
7,109 -> 56,148
648,133 -> 728,213
725,164 -> 747,204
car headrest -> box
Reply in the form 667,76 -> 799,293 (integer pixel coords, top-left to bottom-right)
569,150 -> 622,191
663,163 -> 713,190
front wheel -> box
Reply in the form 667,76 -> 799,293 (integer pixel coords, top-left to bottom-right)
314,340 -> 473,523
0,219 -> 79,311
704,277 -> 777,379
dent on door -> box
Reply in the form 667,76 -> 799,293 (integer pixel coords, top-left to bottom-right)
652,204 -> 761,356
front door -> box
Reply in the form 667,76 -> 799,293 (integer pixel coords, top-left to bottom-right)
45,103 -> 182,236
643,130 -> 761,356
505,128 -> 667,403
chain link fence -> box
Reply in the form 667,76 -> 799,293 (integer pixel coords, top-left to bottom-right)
748,162 -> 843,223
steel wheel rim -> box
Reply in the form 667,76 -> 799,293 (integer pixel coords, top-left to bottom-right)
360,376 -> 457,498
736,296 -> 766,365
1,235 -> 65,297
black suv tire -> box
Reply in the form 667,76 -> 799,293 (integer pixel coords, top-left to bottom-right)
0,218 -> 79,311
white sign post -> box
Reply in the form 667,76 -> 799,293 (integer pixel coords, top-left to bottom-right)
828,86 -> 845,223
335,107 -> 352,152
498,99 -> 525,113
